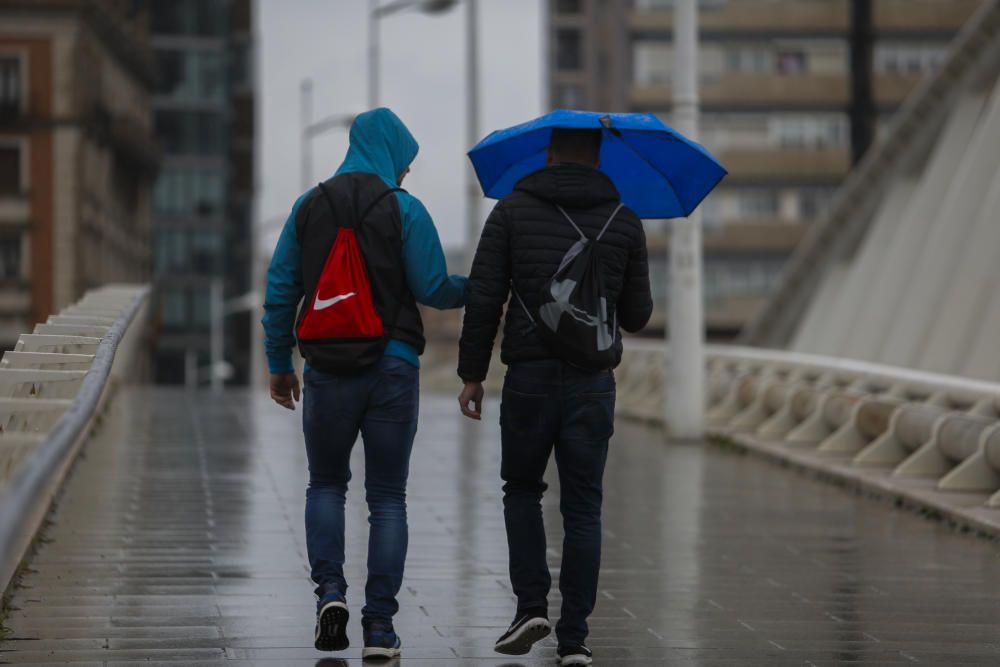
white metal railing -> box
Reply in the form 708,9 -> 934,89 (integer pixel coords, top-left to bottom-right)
617,340 -> 1000,513
0,284 -> 149,593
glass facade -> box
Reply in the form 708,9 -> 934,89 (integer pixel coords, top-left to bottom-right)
151,0 -> 227,37
155,110 -> 226,156
150,0 -> 254,385
156,49 -> 227,102
153,165 -> 226,217
154,228 -> 224,274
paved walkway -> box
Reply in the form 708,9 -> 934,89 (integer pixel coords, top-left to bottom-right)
1,387 -> 999,666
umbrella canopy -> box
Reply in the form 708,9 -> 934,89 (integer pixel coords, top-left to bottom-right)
467,109 -> 727,219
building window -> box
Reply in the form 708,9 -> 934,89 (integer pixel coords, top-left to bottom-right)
160,287 -> 188,327
192,230 -> 223,272
154,166 -> 226,217
555,29 -> 582,71
705,258 -> 785,303
151,0 -> 228,37
798,187 -> 836,220
0,56 -> 22,116
156,49 -> 227,102
0,145 -> 20,195
767,113 -> 848,148
776,49 -> 807,75
634,41 -> 672,85
555,0 -> 582,13
0,236 -> 21,280
555,84 -> 584,108
699,112 -> 848,152
191,289 -> 211,328
874,43 -> 947,75
737,189 -> 779,219
229,42 -> 252,90
725,46 -> 772,75
154,228 -> 185,274
714,40 -> 846,77
635,0 -> 726,9
155,110 -> 227,156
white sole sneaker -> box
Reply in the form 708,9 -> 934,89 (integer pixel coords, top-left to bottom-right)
494,616 -> 552,655
560,653 -> 593,666
361,645 -> 402,659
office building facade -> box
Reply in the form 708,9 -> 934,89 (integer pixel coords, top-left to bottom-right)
150,0 -> 254,384
548,0 -> 980,335
0,0 -> 156,348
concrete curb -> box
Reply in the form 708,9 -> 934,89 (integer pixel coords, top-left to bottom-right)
715,428 -> 1000,541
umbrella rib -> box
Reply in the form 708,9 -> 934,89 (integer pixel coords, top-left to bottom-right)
491,144 -> 549,197
604,129 -> 688,216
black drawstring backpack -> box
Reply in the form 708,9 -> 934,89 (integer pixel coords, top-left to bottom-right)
514,202 -> 623,371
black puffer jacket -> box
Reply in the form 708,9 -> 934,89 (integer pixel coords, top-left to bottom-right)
458,164 -> 653,382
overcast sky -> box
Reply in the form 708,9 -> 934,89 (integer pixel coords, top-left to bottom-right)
257,0 -> 544,252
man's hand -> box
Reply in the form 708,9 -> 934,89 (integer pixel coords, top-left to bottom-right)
270,373 -> 301,410
458,381 -> 484,420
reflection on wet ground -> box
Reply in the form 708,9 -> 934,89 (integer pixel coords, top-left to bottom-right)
1,387 -> 998,665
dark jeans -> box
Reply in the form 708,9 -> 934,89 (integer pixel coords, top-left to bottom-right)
302,355 -> 419,625
500,360 -> 615,645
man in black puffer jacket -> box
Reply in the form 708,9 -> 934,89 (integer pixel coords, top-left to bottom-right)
457,128 -> 652,666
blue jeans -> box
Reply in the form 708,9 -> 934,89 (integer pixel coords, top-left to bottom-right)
302,355 -> 419,626
500,360 -> 615,646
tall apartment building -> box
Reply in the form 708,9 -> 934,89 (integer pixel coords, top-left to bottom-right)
0,0 -> 157,348
548,0 -> 980,335
149,0 -> 255,385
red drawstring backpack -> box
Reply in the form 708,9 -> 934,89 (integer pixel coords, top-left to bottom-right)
296,181 -> 403,371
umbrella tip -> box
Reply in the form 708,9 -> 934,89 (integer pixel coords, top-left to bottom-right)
599,115 -> 622,137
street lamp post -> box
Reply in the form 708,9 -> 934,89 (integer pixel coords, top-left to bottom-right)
666,0 -> 705,439
299,79 -> 355,190
301,78 -> 314,191
367,0 -> 479,267
464,0 -> 480,270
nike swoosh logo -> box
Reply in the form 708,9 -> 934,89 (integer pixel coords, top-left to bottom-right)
314,292 -> 357,310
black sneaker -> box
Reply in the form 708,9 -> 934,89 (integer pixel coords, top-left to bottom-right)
494,607 -> 551,655
314,591 -> 349,652
557,643 -> 593,666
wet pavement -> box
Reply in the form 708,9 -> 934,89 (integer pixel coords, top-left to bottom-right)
1,386 -> 999,666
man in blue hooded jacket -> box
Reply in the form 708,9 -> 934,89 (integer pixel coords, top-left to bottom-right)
262,108 -> 466,658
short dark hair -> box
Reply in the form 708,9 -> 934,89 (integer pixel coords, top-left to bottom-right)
549,127 -> 602,165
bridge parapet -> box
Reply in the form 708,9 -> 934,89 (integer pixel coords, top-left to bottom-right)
617,341 -> 1000,534
0,284 -> 149,594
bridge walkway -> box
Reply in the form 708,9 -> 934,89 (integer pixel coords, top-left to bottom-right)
1,387 -> 998,665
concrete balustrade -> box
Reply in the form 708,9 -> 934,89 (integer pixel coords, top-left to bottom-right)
618,340 -> 1000,532
0,284 -> 149,592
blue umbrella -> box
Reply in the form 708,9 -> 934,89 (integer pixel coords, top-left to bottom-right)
467,109 -> 726,219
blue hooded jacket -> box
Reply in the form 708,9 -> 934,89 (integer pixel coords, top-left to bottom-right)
262,108 -> 467,374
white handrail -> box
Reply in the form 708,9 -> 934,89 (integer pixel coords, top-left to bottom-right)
0,284 -> 149,593
617,340 -> 1000,531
